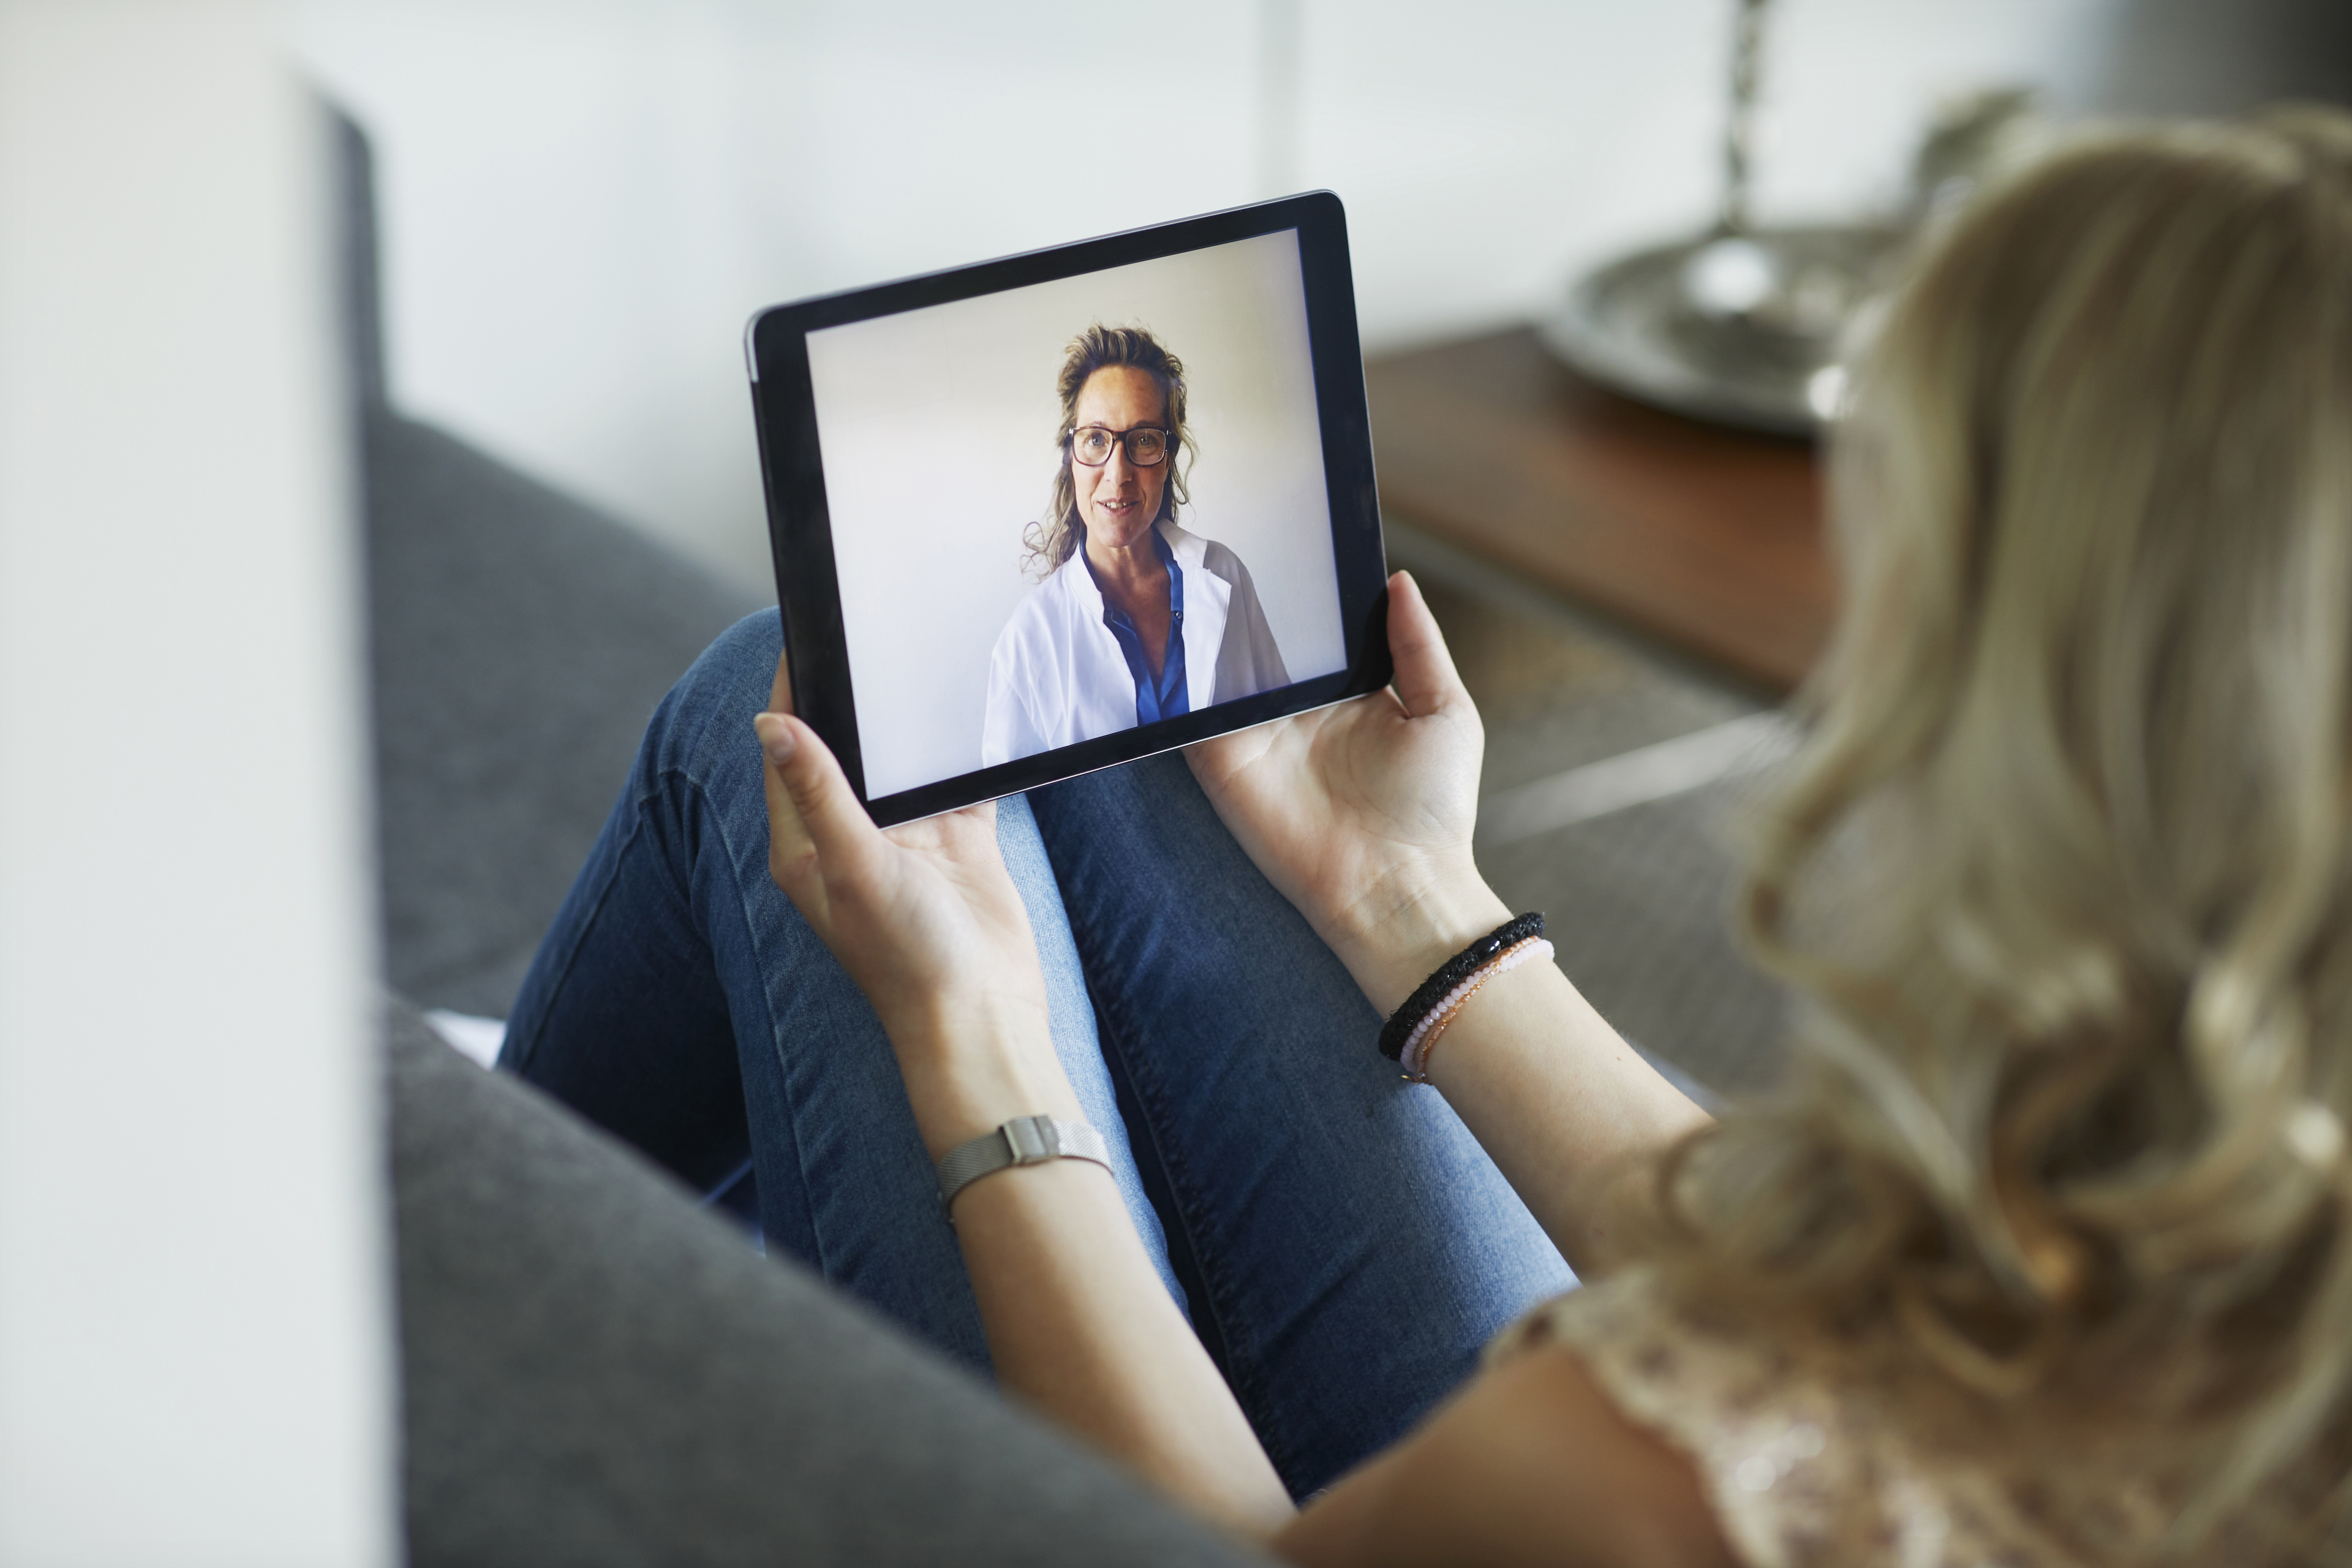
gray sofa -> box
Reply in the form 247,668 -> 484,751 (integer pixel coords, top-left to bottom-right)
386,1009 -> 1264,1567
344,113 -> 1265,1566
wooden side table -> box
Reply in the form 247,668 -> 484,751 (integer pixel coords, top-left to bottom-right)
1364,327 -> 1834,694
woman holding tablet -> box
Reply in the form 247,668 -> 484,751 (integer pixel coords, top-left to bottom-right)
981,325 -> 1289,768
510,111 -> 2352,1565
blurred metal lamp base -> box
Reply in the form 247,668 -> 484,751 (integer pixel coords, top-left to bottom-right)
1540,223 -> 1901,438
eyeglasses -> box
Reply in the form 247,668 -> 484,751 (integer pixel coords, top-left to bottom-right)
1069,424 -> 1172,467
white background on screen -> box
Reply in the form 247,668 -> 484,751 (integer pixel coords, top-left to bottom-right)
807,229 -> 1343,801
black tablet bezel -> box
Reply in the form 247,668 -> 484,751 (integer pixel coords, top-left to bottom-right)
746,191 -> 1389,826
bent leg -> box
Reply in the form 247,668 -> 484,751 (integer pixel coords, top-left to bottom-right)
502,609 -> 1180,1369
1030,753 -> 1574,1496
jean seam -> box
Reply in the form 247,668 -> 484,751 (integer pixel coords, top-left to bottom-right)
682,756 -> 832,1281
1072,907 -> 1308,1491
500,788 -> 657,1077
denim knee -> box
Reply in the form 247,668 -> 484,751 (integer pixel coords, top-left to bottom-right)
634,608 -> 785,792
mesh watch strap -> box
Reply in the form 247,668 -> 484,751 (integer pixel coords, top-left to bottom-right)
935,1115 -> 1112,1213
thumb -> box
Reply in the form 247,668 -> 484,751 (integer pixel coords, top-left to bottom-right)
753,712 -> 878,893
1384,571 -> 1470,720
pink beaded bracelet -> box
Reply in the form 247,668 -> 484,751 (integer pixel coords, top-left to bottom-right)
1399,937 -> 1553,1081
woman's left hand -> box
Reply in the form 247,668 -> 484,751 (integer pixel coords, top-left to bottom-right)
753,651 -> 1065,1136
1185,570 -> 1509,1015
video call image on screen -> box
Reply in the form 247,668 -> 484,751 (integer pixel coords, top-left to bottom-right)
807,229 -> 1346,801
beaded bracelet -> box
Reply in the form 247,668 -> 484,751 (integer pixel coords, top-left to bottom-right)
1398,937 -> 1553,1080
1378,912 -> 1547,1062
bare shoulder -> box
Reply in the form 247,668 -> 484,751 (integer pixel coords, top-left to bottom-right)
1272,1344 -> 1739,1568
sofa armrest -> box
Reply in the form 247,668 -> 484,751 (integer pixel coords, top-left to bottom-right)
388,1000 -> 1268,1567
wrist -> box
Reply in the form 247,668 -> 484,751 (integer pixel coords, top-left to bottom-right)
885,995 -> 1083,1161
1324,865 -> 1513,1017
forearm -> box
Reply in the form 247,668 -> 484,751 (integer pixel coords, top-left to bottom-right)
1422,961 -> 1706,1271
1319,876 -> 1709,1276
890,1008 -> 1294,1538
954,1161 -> 1294,1536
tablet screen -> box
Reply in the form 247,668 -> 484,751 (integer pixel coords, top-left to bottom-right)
748,192 -> 1388,824
807,229 -> 1344,801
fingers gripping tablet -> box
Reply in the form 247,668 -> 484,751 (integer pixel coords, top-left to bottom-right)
747,194 -> 1392,826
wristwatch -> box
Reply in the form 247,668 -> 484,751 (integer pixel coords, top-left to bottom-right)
935,1115 -> 1112,1214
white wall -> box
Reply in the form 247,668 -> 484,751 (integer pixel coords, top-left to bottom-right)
812,229 -> 1342,797
0,3 -> 394,1564
293,0 -> 2119,593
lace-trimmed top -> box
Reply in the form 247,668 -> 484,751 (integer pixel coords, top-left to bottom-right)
1488,1268 -> 2127,1568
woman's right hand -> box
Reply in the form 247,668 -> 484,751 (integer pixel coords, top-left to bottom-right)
1185,570 -> 1512,1015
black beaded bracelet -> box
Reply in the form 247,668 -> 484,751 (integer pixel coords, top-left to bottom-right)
1378,913 -> 1547,1061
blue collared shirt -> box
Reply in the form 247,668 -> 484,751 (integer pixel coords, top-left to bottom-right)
1080,523 -> 1189,727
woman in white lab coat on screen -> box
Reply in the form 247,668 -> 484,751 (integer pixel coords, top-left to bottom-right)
981,325 -> 1288,769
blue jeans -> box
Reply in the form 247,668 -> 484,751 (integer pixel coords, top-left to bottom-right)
502,610 -> 1573,1496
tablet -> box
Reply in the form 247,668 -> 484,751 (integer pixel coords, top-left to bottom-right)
745,192 -> 1390,826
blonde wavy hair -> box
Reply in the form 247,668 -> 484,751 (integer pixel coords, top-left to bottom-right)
1653,108 -> 2352,1562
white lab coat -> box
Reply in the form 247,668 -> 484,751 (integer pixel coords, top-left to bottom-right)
981,520 -> 1289,768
